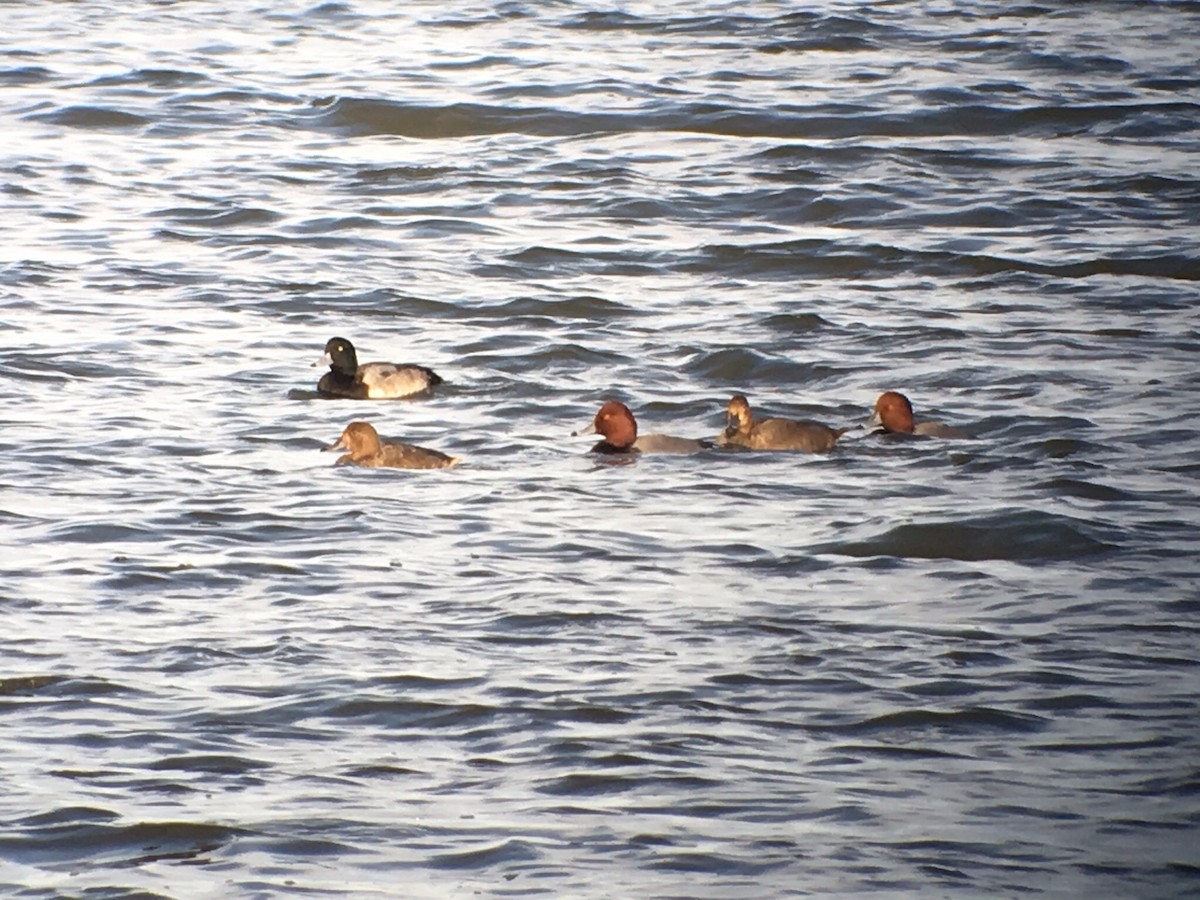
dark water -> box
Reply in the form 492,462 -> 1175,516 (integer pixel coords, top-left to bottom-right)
3,2 -> 1200,896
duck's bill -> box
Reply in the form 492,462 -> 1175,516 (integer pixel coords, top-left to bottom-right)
322,438 -> 347,452
312,352 -> 333,368
571,422 -> 597,437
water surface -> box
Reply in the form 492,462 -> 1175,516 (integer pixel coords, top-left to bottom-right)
2,2 -> 1199,896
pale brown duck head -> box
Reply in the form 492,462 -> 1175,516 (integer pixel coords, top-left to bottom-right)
725,394 -> 753,438
325,421 -> 383,460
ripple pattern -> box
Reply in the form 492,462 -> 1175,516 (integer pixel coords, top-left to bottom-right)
2,1 -> 1200,897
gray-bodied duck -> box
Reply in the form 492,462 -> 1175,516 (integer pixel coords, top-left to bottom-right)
576,400 -> 712,455
870,391 -> 968,439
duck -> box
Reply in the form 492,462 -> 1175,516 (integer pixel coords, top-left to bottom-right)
870,391 -> 968,439
574,400 -> 712,455
324,421 -> 458,469
718,394 -> 846,452
315,337 -> 442,399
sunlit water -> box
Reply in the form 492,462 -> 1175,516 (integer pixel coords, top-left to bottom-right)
2,2 -> 1199,896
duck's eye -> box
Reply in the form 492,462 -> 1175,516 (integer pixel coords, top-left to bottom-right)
337,345 -> 344,352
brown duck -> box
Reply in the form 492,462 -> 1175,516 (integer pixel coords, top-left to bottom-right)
719,394 -> 846,453
324,421 -> 458,469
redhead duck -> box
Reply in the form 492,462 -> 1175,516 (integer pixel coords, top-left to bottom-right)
575,400 -> 712,455
324,421 -> 458,469
718,394 -> 846,452
315,337 -> 442,399
870,391 -> 968,439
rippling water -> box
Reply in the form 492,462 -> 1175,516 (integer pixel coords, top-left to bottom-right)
3,1 -> 1200,896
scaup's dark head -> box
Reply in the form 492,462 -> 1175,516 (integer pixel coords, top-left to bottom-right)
318,337 -> 359,374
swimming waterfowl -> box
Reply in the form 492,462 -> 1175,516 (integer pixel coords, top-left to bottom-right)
315,337 -> 442,399
575,400 -> 712,455
718,394 -> 847,452
870,391 -> 968,439
324,421 -> 458,469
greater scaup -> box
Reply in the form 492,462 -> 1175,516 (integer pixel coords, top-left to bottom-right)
315,337 -> 442,399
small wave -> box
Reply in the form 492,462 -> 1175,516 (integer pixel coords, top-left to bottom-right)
49,522 -> 160,544
759,312 -> 833,333
401,217 -> 499,238
592,196 -> 678,220
904,679 -> 990,699
321,698 -> 499,729
466,293 -> 635,321
970,803 -> 1086,822
1021,693 -> 1122,713
535,772 -> 644,797
371,673 -> 487,691
1036,477 -> 1135,502
1013,50 -> 1132,76
835,743 -> 969,760
0,818 -> 244,867
816,510 -> 1119,561
527,341 -> 629,368
500,245 -> 667,277
490,611 -> 640,633
682,346 -> 848,385
306,97 -> 577,138
305,96 -> 1200,144
1033,735 -> 1174,754
342,763 -> 423,778
683,239 -> 1200,282
649,850 -> 787,875
940,650 -> 1013,668
428,838 -> 541,870
15,806 -> 118,828
682,346 -> 774,382
269,285 -> 463,319
822,706 -> 1047,736
87,68 -> 209,88
351,163 -> 457,184
0,675 -> 70,696
761,34 -> 876,53
542,771 -> 723,801
156,206 -> 282,229
147,754 -> 273,774
560,10 -> 660,33
0,66 -> 55,85
27,105 -> 150,129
